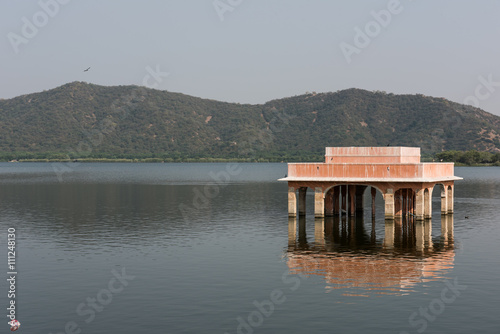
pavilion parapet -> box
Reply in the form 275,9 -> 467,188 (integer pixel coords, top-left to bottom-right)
287,162 -> 457,180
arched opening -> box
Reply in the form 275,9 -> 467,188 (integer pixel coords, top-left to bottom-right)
431,184 -> 446,217
394,188 -> 416,217
289,186 -> 316,217
324,185 -> 346,217
324,184 -> 383,218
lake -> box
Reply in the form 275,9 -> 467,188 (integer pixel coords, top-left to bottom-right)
0,163 -> 499,333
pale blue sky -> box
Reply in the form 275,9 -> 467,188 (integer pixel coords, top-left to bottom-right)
1,0 -> 500,115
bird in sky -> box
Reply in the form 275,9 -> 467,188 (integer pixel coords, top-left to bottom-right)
83,67 -> 91,72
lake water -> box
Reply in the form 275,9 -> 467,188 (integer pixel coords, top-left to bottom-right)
0,163 -> 499,333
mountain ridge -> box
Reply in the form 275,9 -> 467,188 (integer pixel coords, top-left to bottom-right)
0,81 -> 499,161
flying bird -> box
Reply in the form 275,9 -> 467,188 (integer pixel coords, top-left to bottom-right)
83,67 -> 90,72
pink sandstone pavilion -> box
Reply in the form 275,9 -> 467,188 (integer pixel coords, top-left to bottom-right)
279,147 -> 462,220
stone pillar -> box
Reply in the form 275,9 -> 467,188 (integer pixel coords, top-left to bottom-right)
440,185 -> 448,215
371,187 -> 376,217
411,191 -> 415,216
314,187 -> 325,218
415,188 -> 425,220
333,186 -> 340,215
298,187 -> 307,216
447,185 -> 454,213
348,185 -> 356,216
324,189 -> 334,217
401,189 -> 408,216
355,186 -> 366,213
288,187 -> 297,217
424,187 -> 432,219
383,189 -> 395,220
395,190 -> 402,217
341,185 -> 347,215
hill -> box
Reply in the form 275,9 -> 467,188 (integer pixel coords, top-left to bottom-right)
1,82 -> 499,161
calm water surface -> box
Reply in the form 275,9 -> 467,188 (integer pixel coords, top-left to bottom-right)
0,163 -> 499,333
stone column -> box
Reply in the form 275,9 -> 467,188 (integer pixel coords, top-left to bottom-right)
395,190 -> 402,217
348,185 -> 356,216
424,187 -> 432,219
415,188 -> 425,220
333,186 -> 340,215
298,187 -> 307,216
288,186 -> 297,217
383,189 -> 395,220
440,185 -> 448,215
314,187 -> 325,218
447,185 -> 454,214
341,185 -> 347,215
324,189 -> 334,217
355,186 -> 366,213
401,189 -> 408,216
371,187 -> 377,217
411,191 -> 415,216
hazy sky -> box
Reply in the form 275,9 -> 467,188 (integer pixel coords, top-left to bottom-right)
1,0 -> 500,115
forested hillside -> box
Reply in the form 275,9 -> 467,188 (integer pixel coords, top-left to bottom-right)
0,82 -> 499,161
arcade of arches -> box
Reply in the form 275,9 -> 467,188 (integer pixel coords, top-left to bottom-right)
286,182 -> 455,220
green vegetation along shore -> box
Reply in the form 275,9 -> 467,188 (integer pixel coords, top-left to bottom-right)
2,150 -> 499,166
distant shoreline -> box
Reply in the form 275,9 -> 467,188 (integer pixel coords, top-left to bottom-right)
2,159 -> 499,166
2,158 -> 294,163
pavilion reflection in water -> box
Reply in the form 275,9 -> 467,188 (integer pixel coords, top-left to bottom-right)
286,215 -> 455,296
